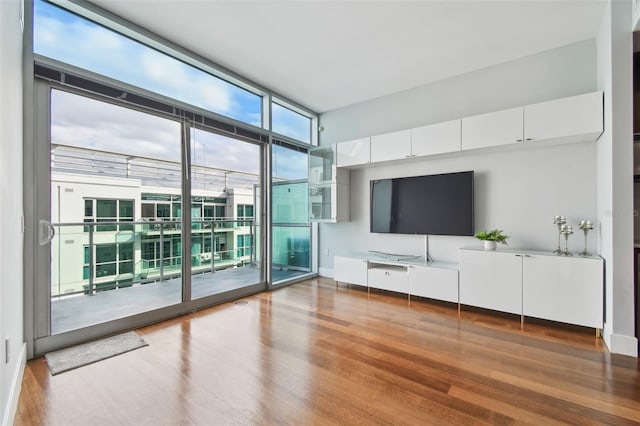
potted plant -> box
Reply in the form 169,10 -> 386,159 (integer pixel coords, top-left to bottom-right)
474,229 -> 509,250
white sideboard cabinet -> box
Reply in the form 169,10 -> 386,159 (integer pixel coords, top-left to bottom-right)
522,254 -> 603,328
459,248 -> 604,329
333,254 -> 459,303
334,256 -> 368,286
459,249 -> 523,314
408,264 -> 459,303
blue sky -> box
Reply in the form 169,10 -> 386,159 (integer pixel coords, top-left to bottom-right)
38,0 -> 309,180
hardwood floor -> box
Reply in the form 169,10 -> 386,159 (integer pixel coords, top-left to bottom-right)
15,277 -> 640,425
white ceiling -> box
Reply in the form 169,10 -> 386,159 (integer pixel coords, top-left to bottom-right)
89,0 -> 607,113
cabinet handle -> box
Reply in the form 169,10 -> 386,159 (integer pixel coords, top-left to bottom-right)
385,272 -> 390,276
515,254 -> 522,257
524,254 -> 531,257
525,138 -> 534,141
516,139 -> 523,142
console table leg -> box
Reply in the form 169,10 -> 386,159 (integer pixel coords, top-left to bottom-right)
596,328 -> 601,338
407,293 -> 410,306
457,303 -> 461,318
520,315 -> 524,330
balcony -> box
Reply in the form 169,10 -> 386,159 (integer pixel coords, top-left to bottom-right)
49,218 -> 311,334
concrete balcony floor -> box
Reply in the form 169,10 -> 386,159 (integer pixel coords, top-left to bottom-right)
51,266 -> 306,334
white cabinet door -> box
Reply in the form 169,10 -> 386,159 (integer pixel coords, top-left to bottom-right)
368,265 -> 409,293
411,119 -> 461,157
461,107 -> 524,150
334,256 -> 368,286
408,265 -> 458,303
522,255 -> 603,328
336,138 -> 370,167
524,92 -> 603,144
370,129 -> 411,163
459,250 -> 522,315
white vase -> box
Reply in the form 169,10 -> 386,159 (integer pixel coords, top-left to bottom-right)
484,241 -> 497,251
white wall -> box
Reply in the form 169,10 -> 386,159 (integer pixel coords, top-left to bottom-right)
596,0 -> 637,357
0,0 -> 25,424
318,40 -> 598,272
321,39 -> 597,145
323,143 -> 597,267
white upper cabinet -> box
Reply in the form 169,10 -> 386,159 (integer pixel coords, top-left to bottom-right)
370,129 -> 411,162
334,91 -> 603,168
336,137 -> 370,167
461,107 -> 524,150
524,92 -> 603,144
411,119 -> 461,157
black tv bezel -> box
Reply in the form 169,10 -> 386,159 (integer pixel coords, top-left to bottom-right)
369,170 -> 474,236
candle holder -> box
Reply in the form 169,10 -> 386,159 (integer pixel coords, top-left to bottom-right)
560,224 -> 573,256
578,220 -> 594,256
553,215 -> 566,255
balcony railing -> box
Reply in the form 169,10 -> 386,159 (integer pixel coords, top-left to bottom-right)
51,219 -> 256,297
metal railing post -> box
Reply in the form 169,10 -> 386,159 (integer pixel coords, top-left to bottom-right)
250,222 -> 254,265
210,221 -> 215,274
88,224 -> 95,295
159,223 -> 164,281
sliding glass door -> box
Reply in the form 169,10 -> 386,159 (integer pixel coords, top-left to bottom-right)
189,128 -> 262,299
48,88 -> 184,334
33,84 -> 268,353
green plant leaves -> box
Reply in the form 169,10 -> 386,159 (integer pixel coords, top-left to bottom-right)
474,229 -> 509,244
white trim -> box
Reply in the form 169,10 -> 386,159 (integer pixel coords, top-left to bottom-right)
2,343 -> 27,426
318,267 -> 333,278
603,325 -> 638,357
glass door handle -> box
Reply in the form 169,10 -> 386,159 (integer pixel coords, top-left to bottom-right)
38,220 -> 55,246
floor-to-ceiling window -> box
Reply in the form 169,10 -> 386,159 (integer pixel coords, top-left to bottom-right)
27,0 -> 317,356
271,141 -> 312,284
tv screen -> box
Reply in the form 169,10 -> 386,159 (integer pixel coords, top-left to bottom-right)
370,171 -> 474,236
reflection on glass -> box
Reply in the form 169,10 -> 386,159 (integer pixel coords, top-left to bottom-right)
272,102 -> 311,143
50,89 -> 183,334
189,129 -> 261,299
272,145 -> 311,283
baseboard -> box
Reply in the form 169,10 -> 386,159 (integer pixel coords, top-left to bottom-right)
603,327 -> 638,357
2,342 -> 26,426
318,267 -> 333,278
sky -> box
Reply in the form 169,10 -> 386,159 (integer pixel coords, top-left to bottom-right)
38,0 -> 310,181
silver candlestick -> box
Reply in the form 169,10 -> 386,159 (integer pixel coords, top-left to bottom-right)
560,224 -> 573,256
553,215 -> 566,255
578,220 -> 594,256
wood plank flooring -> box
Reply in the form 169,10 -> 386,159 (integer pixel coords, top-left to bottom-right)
15,277 -> 640,425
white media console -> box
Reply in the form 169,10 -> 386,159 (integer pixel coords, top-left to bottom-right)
334,248 -> 604,331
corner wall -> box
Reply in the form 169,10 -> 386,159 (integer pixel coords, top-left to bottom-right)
0,0 -> 26,424
596,0 -> 637,357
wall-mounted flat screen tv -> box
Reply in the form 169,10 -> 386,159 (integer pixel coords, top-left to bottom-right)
370,171 -> 474,236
